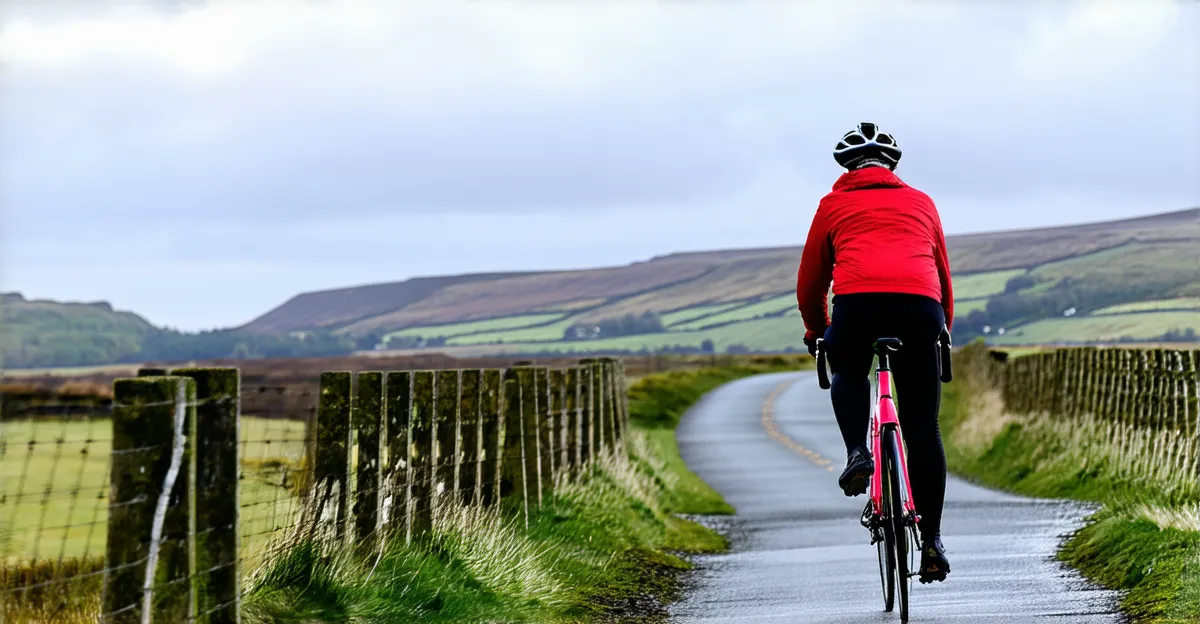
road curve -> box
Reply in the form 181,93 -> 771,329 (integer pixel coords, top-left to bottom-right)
668,372 -> 1123,624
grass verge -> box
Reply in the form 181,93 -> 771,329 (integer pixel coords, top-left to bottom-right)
241,355 -> 809,623
940,344 -> 1200,623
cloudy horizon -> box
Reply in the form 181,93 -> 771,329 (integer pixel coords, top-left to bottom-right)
2,1 -> 1197,330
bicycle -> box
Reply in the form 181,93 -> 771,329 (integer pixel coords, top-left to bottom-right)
814,332 -> 952,623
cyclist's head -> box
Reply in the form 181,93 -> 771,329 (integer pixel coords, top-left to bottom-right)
833,122 -> 902,171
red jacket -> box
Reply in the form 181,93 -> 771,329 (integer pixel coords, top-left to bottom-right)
796,167 -> 954,341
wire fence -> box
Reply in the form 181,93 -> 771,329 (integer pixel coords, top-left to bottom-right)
967,345 -> 1200,489
998,347 -> 1199,437
0,357 -> 627,623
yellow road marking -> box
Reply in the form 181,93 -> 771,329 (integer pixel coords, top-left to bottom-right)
761,379 -> 837,472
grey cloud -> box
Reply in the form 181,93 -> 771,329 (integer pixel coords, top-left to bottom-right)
2,1 -> 1198,329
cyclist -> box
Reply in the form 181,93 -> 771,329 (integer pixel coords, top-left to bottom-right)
795,122 -> 954,583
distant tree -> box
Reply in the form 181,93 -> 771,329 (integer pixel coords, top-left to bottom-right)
700,339 -> 715,353
1003,274 -> 1040,294
564,311 -> 664,340
725,343 -> 751,354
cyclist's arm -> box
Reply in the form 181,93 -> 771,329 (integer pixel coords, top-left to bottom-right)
796,200 -> 834,340
931,205 -> 954,331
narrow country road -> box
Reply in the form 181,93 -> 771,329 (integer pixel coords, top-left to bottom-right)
668,372 -> 1123,623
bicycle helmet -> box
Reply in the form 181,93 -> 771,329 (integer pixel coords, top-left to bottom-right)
833,122 -> 902,171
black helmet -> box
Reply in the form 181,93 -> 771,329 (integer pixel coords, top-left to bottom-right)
833,122 -> 902,170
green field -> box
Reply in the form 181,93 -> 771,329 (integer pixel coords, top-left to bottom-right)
955,298 -> 989,316
991,311 -> 1200,345
660,302 -> 744,328
443,309 -> 806,355
670,293 -> 794,331
951,269 -> 1026,300
1090,297 -> 1200,315
446,315 -> 582,345
384,313 -> 565,342
1,417 -> 307,566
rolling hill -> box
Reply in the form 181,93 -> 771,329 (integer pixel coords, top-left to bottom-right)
0,293 -> 156,368
241,207 -> 1200,354
5,208 -> 1198,369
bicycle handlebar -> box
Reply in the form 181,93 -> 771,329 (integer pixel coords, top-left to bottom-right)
814,330 -> 954,390
938,329 -> 953,383
815,338 -> 831,390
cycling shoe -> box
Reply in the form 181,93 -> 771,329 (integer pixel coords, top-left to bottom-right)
837,446 -> 873,497
919,535 -> 951,583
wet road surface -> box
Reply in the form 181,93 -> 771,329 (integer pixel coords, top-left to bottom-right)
668,372 -> 1123,623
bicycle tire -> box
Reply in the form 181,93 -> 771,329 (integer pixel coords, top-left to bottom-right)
877,480 -> 896,611
884,427 -> 911,623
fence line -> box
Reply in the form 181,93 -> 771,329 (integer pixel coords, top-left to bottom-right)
998,347 -> 1199,439
1,357 -> 627,623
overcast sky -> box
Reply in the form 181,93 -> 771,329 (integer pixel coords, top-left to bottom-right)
2,0 -> 1197,331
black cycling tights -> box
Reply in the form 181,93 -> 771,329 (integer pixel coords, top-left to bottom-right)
823,293 -> 947,539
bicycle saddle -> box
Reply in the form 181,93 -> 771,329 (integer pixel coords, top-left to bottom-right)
873,337 -> 903,354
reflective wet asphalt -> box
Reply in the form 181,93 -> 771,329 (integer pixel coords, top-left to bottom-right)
668,372 -> 1123,623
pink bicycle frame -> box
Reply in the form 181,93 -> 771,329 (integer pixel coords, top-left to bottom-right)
869,368 -> 919,521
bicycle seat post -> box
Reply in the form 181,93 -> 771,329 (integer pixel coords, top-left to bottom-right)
873,337 -> 903,372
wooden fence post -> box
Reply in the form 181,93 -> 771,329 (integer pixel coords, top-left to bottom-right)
384,372 -> 412,538
565,367 -> 581,475
458,370 -> 483,505
551,369 -> 569,478
535,367 -> 554,497
579,362 -> 595,464
314,372 -> 352,542
512,367 -> 544,507
104,377 -> 196,624
170,368 -> 240,624
409,372 -> 435,541
352,372 -> 384,545
433,370 -> 460,515
480,370 -> 503,507
600,358 -> 619,452
594,360 -> 609,455
501,369 -> 529,524
1192,350 -> 1200,477
613,358 -> 628,448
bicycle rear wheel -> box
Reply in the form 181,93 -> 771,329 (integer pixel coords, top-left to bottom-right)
876,487 -> 896,611
884,427 -> 911,623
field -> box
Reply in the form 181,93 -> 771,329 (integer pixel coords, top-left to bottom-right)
1,417 -> 307,565
991,311 -> 1200,345
661,302 -> 744,328
670,293 -> 793,330
447,315 -> 581,345
955,298 -> 990,316
383,313 -> 564,341
1091,297 -> 1200,315
950,269 -> 1026,299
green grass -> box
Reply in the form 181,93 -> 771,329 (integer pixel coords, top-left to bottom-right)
941,344 -> 1200,622
237,359 -> 815,622
950,269 -> 1027,300
383,314 -> 565,342
670,294 -> 794,331
1091,297 -> 1200,315
447,316 -> 581,345
0,417 -> 308,565
241,441 -> 716,623
954,298 -> 989,316
992,311 -> 1200,344
457,311 -> 807,355
661,302 -> 745,328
